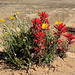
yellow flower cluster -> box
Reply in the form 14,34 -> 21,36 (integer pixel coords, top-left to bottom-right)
38,11 -> 41,14
17,33 -> 19,36
4,32 -> 9,36
0,36 -> 2,38
6,32 -> 9,35
3,24 -> 5,26
11,24 -> 14,28
10,16 -> 15,20
16,12 -> 19,15
21,25 -> 24,27
42,23 -> 48,29
5,27 -> 7,30
55,21 -> 62,25
0,19 -> 5,22
4,34 -> 6,36
23,38 -> 26,42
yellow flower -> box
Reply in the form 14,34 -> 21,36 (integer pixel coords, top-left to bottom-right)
17,33 -> 19,36
10,16 -> 15,20
55,21 -> 62,25
0,36 -> 2,38
55,21 -> 59,25
59,21 -> 62,25
11,25 -> 14,28
16,12 -> 19,14
3,24 -> 5,26
38,11 -> 41,14
5,27 -> 7,30
42,23 -> 48,29
6,32 -> 9,35
23,38 -> 26,42
21,25 -> 24,27
4,34 -> 6,36
0,19 -> 5,22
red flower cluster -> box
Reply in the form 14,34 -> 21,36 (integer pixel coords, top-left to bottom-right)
54,23 -> 67,38
54,22 -> 75,56
31,18 -> 42,31
38,12 -> 49,21
31,12 -> 50,57
63,33 -> 75,44
57,39 -> 66,51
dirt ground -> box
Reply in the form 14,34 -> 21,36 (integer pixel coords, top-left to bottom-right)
0,0 -> 75,75
0,52 -> 75,75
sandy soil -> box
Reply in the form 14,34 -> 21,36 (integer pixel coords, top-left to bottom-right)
0,52 -> 75,75
0,0 -> 75,75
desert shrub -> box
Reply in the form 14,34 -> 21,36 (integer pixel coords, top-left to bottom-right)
0,13 -> 34,69
0,12 -> 75,69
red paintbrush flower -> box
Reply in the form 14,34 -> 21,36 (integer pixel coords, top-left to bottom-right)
54,23 -> 67,33
38,12 -> 49,20
37,25 -> 42,30
31,18 -> 42,25
63,33 -> 75,44
35,31 -> 46,38
34,46 -> 38,52
45,19 -> 49,24
39,38 -> 46,43
31,12 -> 50,58
54,23 -> 67,38
63,33 -> 75,40
35,39 -> 38,44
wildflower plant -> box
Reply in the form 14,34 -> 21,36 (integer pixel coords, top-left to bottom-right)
0,12 -> 34,69
54,21 -> 75,58
0,12 -> 75,69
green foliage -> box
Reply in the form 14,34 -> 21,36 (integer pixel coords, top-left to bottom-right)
0,13 -> 34,69
0,12 -> 74,69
